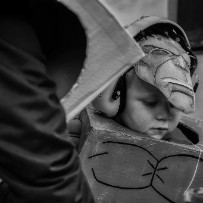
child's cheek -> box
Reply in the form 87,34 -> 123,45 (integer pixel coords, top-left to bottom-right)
169,110 -> 182,131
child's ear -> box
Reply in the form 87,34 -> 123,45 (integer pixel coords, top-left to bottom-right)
92,79 -> 120,117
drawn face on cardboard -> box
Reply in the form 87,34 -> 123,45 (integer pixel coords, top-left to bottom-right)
79,107 -> 203,203
117,73 -> 182,140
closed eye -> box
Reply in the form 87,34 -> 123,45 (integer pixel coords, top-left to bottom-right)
142,100 -> 158,107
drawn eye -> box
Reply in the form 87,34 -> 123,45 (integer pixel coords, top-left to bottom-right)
138,60 -> 149,68
172,56 -> 190,72
150,48 -> 173,56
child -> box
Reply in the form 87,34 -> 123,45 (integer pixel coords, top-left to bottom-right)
92,16 -> 198,143
76,17 -> 202,203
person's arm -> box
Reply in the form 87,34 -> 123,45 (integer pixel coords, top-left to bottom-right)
0,18 -> 94,203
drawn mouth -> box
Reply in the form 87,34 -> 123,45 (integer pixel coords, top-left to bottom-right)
87,140 -> 203,203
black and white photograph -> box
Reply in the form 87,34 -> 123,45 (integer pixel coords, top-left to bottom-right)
0,0 -> 202,202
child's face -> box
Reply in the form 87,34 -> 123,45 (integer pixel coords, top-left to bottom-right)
118,74 -> 182,140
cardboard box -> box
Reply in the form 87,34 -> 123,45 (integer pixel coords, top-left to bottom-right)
80,107 -> 203,203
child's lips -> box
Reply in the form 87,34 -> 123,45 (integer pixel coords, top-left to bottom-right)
148,128 -> 168,139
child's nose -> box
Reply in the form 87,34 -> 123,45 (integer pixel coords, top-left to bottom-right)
156,102 -> 172,121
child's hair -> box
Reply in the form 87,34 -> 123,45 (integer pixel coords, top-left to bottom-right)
114,22 -> 198,116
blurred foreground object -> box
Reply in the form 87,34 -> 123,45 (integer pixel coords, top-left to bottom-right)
60,0 -> 144,122
0,0 -> 143,202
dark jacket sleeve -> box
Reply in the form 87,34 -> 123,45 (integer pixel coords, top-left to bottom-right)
0,17 -> 95,203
